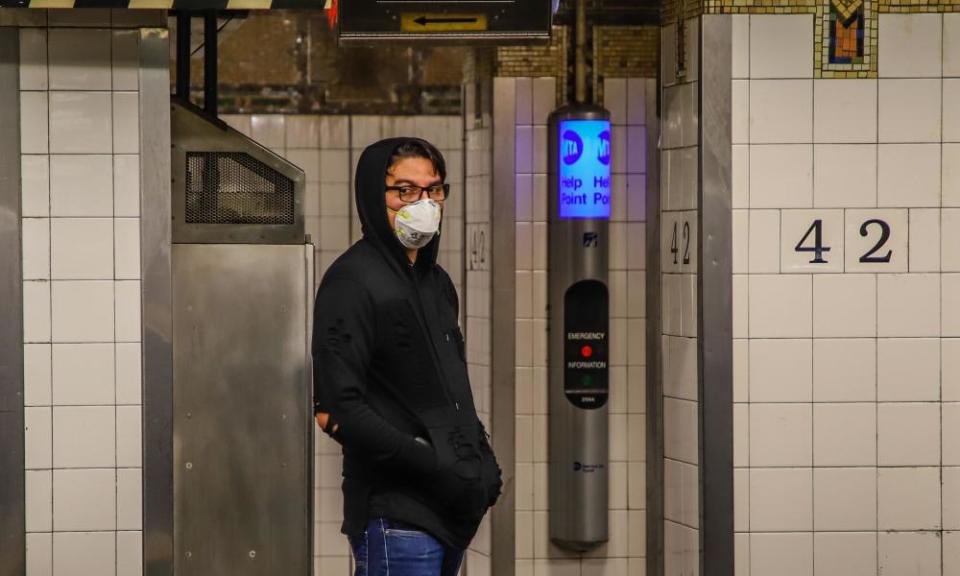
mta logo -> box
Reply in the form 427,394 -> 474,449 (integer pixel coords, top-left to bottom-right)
598,130 -> 611,166
561,130 -> 583,165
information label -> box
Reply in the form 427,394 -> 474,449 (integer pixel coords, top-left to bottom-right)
558,119 -> 612,220
564,280 -> 609,409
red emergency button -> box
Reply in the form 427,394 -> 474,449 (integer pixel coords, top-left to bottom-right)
581,345 -> 593,358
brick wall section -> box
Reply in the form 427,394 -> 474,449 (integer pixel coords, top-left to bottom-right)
594,26 -> 659,104
595,27 -> 660,79
494,26 -> 568,79
494,24 -> 660,107
663,0 -> 707,28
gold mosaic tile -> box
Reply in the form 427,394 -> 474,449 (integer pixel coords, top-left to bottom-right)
705,0 -> 959,12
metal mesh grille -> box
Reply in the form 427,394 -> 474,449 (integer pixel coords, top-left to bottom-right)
185,152 -> 295,225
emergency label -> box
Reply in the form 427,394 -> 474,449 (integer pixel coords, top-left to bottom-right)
563,280 -> 609,409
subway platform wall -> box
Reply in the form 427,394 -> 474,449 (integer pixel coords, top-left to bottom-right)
730,12 -> 960,576
682,8 -> 960,576
8,9 -> 167,576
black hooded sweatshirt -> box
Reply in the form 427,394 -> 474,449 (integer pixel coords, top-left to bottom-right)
311,137 -> 502,550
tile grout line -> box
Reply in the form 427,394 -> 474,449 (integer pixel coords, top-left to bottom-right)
45,25 -> 55,571
746,16 -> 753,559
873,48 -> 881,573
110,26 -> 120,569
940,16 -> 945,573
810,47 -> 817,569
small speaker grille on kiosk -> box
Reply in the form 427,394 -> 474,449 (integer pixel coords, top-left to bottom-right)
185,152 -> 295,226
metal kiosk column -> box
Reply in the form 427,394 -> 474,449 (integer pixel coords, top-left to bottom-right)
548,105 -> 611,551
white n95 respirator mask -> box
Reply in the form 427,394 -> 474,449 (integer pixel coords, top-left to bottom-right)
391,198 -> 442,249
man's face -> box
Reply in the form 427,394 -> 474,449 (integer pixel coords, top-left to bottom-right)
385,156 -> 444,232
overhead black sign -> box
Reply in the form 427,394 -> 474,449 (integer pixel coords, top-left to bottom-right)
338,0 -> 552,44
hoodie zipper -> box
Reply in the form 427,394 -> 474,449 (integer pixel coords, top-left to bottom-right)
408,266 -> 460,412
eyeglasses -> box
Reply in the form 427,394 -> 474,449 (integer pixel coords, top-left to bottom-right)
385,183 -> 449,203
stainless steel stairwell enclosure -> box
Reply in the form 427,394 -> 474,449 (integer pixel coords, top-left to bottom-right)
172,102 -> 305,245
171,244 -> 314,576
170,101 -> 314,576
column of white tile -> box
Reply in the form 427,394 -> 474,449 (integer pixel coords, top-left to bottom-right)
322,143 -> 343,575
313,115 -> 349,574
945,14 -> 960,576
285,114 -> 321,289
730,18 -> 753,576
349,116 -> 381,246
439,116 -> 465,301
112,26 -> 143,576
464,105 -> 493,570
621,76 -> 651,570
309,116 -> 353,574
661,20 -> 702,575
531,80 -> 551,509
606,77 -> 632,570
317,116 -> 350,285
28,24 -> 114,576
511,76 -> 536,565
20,24 -> 55,576
811,23 -> 879,576
311,116 -> 346,573
875,15 -> 945,576
742,14 -> 816,576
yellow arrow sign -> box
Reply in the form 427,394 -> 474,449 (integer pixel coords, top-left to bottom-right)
400,13 -> 488,32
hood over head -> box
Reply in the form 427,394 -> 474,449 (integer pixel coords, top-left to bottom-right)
354,137 -> 444,273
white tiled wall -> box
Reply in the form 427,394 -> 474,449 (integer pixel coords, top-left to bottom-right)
502,75 -> 649,576
462,77 -> 493,576
661,18 -> 701,576
220,114 -> 464,300
15,11 -> 153,576
220,113 -> 464,574
732,12 -> 960,576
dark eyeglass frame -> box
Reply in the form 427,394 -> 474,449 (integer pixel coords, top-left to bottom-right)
385,183 -> 450,203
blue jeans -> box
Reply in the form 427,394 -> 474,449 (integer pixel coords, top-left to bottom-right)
348,518 -> 465,576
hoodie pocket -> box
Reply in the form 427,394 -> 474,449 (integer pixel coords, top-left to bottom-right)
476,422 -> 503,508
424,424 -> 486,517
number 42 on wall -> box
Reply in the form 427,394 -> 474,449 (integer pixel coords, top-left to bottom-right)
784,210 -> 906,273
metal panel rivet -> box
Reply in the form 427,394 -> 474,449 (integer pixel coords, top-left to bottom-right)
249,550 -> 257,559
185,462 -> 193,470
186,551 -> 192,558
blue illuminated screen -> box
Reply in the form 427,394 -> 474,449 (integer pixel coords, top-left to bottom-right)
558,119 -> 612,219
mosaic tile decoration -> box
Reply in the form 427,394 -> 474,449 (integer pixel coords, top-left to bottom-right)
817,0 -> 878,77
696,0 -> 957,77
829,0 -> 865,63
703,0 -> 960,13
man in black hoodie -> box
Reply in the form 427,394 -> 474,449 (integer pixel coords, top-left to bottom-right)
312,137 -> 502,575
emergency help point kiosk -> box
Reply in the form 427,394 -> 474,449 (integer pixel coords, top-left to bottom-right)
548,104 -> 611,551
